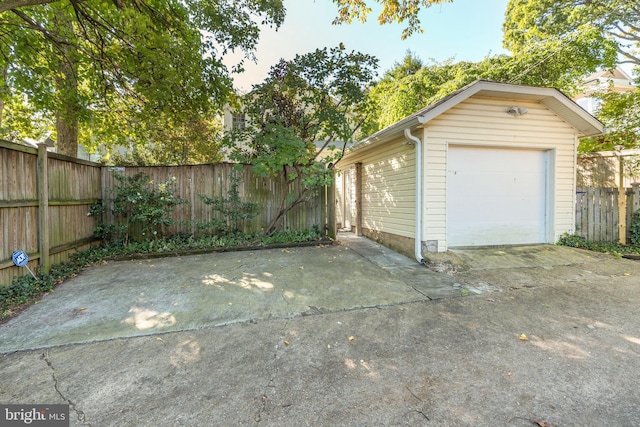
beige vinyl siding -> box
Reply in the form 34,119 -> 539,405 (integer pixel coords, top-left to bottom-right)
423,96 -> 578,249
340,135 -> 416,238
334,171 -> 345,228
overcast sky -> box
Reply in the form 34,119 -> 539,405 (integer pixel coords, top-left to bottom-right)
224,0 -> 511,91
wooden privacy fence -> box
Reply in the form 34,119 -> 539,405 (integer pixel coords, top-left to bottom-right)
575,185 -> 640,243
1,141 -> 333,285
100,164 -> 329,238
0,140 -> 102,286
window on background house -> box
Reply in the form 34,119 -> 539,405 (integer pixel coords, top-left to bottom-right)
232,113 -> 246,130
577,97 -> 601,115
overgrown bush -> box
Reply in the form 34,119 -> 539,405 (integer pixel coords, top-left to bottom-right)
90,172 -> 185,244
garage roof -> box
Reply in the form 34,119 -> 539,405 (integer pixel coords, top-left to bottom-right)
351,79 -> 605,153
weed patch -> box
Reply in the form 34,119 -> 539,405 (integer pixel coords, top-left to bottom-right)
557,233 -> 640,256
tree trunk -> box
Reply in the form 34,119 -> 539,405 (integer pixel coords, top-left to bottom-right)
56,110 -> 78,157
264,183 -> 312,236
0,98 -> 4,130
53,9 -> 79,157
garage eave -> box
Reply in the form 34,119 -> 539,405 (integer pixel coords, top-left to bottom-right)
347,80 -> 604,159
348,116 -> 422,155
416,80 -> 604,137
539,96 -> 604,137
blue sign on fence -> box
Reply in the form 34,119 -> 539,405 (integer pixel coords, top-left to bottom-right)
12,250 -> 29,267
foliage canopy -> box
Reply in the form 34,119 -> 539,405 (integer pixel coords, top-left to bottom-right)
504,0 -> 639,68
0,0 -> 285,156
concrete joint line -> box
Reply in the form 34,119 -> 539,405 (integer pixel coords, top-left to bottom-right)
41,350 -> 91,426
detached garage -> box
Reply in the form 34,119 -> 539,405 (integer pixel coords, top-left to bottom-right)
335,80 -> 603,261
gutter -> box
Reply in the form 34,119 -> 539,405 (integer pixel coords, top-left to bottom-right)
404,128 -> 425,264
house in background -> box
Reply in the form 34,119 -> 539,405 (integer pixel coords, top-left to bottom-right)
335,80 -> 604,261
222,107 -> 247,132
573,68 -> 638,189
574,67 -> 636,115
221,103 -> 355,161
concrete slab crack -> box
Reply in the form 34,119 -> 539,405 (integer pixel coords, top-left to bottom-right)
254,318 -> 291,423
254,393 -> 269,423
41,350 -> 92,426
411,286 -> 431,299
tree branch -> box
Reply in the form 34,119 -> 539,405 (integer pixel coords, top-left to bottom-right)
609,24 -> 640,42
0,0 -> 59,14
615,47 -> 640,67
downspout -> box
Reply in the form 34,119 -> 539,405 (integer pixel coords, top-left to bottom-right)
404,128 -> 424,264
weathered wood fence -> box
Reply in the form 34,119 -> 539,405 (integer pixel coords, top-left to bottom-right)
575,185 -> 640,243
0,140 -> 102,285
100,164 -> 328,238
1,141 -> 333,285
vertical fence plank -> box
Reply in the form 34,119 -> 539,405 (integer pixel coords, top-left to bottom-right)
94,163 -> 326,239
575,187 -> 624,243
2,142 -> 102,285
37,144 -> 50,274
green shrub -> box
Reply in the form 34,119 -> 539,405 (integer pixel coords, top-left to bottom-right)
557,233 -> 589,248
557,232 -> 640,256
90,172 -> 185,245
629,209 -> 640,245
199,172 -> 259,235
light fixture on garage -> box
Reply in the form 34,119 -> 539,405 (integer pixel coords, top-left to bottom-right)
506,106 -> 528,117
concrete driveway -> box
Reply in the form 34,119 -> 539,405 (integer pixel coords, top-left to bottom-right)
0,235 -> 469,353
1,234 -> 639,426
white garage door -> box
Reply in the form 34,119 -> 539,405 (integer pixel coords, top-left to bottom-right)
447,146 -> 548,247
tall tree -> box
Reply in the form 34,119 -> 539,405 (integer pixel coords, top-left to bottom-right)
104,114 -> 224,165
226,46 -> 378,235
503,0 -> 631,69
503,0 -> 640,153
2,0 -> 452,37
364,45 -> 606,133
0,0 -> 285,156
1,0 -> 457,157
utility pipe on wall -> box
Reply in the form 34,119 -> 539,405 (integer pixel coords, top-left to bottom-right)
404,128 -> 425,264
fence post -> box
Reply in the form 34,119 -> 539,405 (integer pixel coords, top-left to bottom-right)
37,144 -> 50,274
615,154 -> 626,244
326,170 -> 336,239
631,183 -> 640,213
